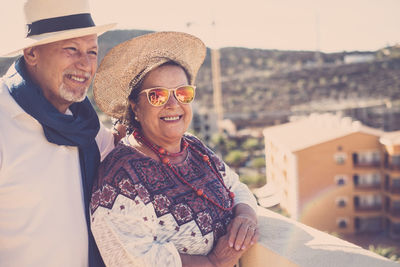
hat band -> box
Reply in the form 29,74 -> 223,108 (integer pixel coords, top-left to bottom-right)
26,13 -> 95,37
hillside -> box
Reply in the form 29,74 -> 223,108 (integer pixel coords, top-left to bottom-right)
1,29 -> 400,130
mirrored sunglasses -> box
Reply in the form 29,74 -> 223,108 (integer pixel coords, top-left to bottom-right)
139,85 -> 196,107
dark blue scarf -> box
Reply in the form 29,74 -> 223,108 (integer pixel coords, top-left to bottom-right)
4,57 -> 105,267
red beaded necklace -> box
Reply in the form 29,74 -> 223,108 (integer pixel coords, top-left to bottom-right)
132,130 -> 235,211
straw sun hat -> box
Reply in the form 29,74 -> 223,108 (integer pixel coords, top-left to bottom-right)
3,0 -> 116,56
93,31 -> 207,120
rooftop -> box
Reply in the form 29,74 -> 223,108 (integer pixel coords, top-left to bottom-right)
263,113 -> 383,152
380,130 -> 400,146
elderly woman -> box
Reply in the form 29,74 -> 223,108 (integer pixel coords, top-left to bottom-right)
90,32 -> 258,267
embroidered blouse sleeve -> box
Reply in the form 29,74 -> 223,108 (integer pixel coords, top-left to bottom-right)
91,192 -> 182,267
222,163 -> 258,212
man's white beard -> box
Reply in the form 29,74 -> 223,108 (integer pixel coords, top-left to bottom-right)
59,83 -> 88,103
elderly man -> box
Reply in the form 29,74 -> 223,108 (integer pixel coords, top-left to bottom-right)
0,0 -> 117,266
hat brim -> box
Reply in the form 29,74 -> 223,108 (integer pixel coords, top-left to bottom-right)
93,31 -> 206,120
2,23 -> 117,57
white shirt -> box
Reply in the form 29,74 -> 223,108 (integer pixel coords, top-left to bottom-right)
0,79 -> 114,267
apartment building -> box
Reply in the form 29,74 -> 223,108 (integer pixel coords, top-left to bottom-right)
380,132 -> 400,239
263,114 -> 400,239
191,104 -> 219,142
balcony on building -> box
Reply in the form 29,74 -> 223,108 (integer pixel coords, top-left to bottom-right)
390,208 -> 400,218
385,199 -> 400,218
390,186 -> 400,194
386,203 -> 400,218
385,177 -> 400,194
386,163 -> 400,171
352,151 -> 381,168
384,154 -> 400,171
354,216 -> 384,233
353,173 -> 382,190
385,218 -> 400,240
354,195 -> 383,212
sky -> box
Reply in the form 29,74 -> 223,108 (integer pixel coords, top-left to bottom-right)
1,0 -> 399,53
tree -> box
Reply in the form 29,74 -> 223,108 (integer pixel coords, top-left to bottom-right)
210,134 -> 228,157
368,245 -> 400,263
242,138 -> 260,151
251,157 -> 266,175
210,133 -> 238,158
224,150 -> 246,174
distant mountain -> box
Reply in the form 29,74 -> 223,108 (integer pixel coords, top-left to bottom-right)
1,29 -> 400,130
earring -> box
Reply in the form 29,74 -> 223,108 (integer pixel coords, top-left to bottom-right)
134,115 -> 139,121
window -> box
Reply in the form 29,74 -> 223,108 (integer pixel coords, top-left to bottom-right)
336,197 -> 348,207
334,153 -> 347,165
335,175 -> 348,186
337,218 -> 348,228
392,155 -> 400,167
353,174 -> 359,185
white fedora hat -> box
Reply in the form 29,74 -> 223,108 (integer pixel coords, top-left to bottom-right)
2,0 -> 116,56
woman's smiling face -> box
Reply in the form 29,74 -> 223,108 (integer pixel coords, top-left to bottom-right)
131,64 -> 193,146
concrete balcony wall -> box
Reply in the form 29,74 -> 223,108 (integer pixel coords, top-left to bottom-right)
240,207 -> 399,267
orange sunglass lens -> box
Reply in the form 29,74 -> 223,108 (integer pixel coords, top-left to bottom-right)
148,89 -> 169,106
175,86 -> 195,103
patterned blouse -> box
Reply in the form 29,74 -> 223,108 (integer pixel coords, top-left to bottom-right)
90,134 -> 257,267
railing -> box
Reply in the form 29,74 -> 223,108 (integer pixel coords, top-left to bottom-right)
389,209 -> 400,218
387,187 -> 400,194
353,162 -> 381,168
354,183 -> 382,190
385,164 -> 400,171
239,207 -> 399,267
354,205 -> 382,212
389,225 -> 400,239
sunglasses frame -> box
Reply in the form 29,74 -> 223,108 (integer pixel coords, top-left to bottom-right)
139,85 -> 196,107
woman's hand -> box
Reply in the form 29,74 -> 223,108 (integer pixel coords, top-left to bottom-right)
207,234 -> 245,267
181,204 -> 258,267
181,235 -> 244,267
227,203 -> 259,251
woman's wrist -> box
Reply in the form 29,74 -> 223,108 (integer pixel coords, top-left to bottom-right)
234,203 -> 257,223
180,253 -> 217,267
207,253 -> 218,267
